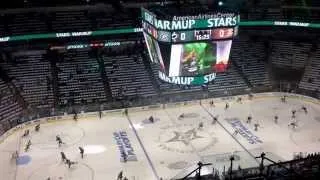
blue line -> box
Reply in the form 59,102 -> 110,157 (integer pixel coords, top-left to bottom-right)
200,104 -> 260,165
126,114 -> 160,180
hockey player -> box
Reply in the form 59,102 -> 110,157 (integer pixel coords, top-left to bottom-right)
98,109 -> 102,119
248,93 -> 253,100
22,129 -> 30,137
274,115 -> 278,124
281,95 -> 287,103
288,121 -> 297,129
56,135 -> 60,142
60,152 -> 67,162
179,113 -> 185,120
79,147 -> 84,159
11,151 -> 19,160
209,100 -> 215,107
122,151 -> 127,163
232,129 -> 239,136
302,106 -> 308,114
117,171 -> 123,180
73,111 -> 78,121
292,110 -> 296,119
66,159 -> 71,168
25,140 -> 31,152
236,97 -> 242,103
198,122 -> 204,130
35,124 -> 40,132
212,116 -> 218,125
247,115 -> 252,124
65,159 -> 77,168
149,116 -> 154,123
254,123 -> 260,131
225,102 -> 229,110
56,135 -> 64,147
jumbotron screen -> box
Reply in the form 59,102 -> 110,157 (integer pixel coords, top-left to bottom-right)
144,32 -> 232,85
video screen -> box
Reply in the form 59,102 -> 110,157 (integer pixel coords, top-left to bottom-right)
169,42 -> 216,77
168,40 -> 232,77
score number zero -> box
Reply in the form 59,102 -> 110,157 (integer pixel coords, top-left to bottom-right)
171,32 -> 185,42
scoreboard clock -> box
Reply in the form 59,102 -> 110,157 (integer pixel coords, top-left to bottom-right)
143,21 -> 236,43
194,30 -> 211,40
171,28 -> 235,43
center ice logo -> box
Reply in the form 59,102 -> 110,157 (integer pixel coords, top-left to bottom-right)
166,128 -> 204,145
157,124 -> 218,153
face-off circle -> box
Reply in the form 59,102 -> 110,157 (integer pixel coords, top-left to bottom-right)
28,162 -> 94,180
157,124 -> 218,153
167,161 -> 191,170
30,124 -> 85,149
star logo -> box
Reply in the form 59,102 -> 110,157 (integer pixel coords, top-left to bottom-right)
158,124 -> 218,153
158,31 -> 170,42
166,128 -> 203,145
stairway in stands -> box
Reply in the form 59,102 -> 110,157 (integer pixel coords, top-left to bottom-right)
140,50 -> 161,95
231,59 -> 253,89
95,49 -> 113,101
0,66 -> 28,109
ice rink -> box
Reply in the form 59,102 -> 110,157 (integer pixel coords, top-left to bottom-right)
1,93 -> 320,180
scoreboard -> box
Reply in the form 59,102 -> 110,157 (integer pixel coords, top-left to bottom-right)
142,21 -> 238,43
171,28 -> 237,43
141,8 -> 239,85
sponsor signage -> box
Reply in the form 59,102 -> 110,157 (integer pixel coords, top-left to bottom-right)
226,118 -> 263,144
113,131 -> 137,162
141,8 -> 239,30
0,37 -> 10,42
158,71 -> 216,85
274,21 -> 310,27
0,21 -> 319,43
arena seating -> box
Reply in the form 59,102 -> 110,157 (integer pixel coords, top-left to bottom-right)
0,15 -> 6,36
91,11 -> 135,29
7,13 -> 47,35
207,63 -> 249,92
51,11 -> 92,32
257,0 -> 281,7
271,41 -> 312,69
299,47 -> 320,91
103,55 -> 157,97
264,9 -> 283,20
57,49 -> 106,105
0,51 -> 54,108
247,10 -> 264,20
0,6 -> 317,37
231,38 -> 271,88
0,79 -> 23,134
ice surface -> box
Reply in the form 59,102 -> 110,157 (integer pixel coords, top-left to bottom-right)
1,95 -> 320,180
